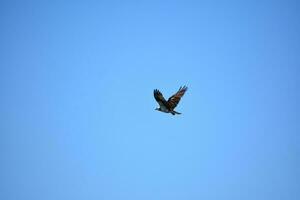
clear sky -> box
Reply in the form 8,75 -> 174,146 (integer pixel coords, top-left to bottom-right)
1,1 -> 299,200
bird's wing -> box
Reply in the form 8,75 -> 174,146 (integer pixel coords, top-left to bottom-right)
154,89 -> 168,108
167,86 -> 188,109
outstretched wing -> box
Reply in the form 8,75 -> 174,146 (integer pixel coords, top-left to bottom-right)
167,86 -> 188,109
154,89 -> 168,108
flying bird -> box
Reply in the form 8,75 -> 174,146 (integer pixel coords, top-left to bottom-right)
154,86 -> 188,115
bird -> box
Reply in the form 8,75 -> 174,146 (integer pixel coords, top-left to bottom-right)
154,86 -> 188,115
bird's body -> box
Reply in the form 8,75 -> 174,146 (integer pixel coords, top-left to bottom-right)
154,86 -> 188,115
156,106 -> 169,113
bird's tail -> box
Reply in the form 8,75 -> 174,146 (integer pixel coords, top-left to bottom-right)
171,110 -> 181,115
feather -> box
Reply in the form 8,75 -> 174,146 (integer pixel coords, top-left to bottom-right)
153,89 -> 169,109
167,86 -> 188,109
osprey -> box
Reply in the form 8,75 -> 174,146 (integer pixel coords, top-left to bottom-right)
154,86 -> 188,115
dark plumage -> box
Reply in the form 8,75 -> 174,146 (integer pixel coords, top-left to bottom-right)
154,86 -> 188,115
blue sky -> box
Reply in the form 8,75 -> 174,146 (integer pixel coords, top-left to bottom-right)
1,1 -> 299,200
